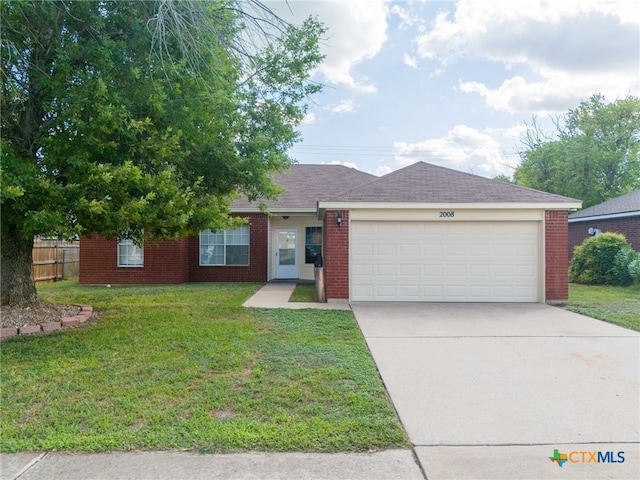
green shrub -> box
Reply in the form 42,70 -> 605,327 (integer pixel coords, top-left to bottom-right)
569,233 -> 634,286
628,255 -> 640,285
612,246 -> 636,286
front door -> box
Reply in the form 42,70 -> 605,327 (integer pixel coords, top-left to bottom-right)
275,229 -> 298,279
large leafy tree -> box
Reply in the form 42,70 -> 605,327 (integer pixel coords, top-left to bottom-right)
514,94 -> 640,207
1,0 -> 324,305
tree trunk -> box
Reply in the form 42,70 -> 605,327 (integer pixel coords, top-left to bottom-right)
1,232 -> 38,306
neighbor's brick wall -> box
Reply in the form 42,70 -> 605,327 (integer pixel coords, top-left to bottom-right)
545,210 -> 569,301
323,210 -> 349,300
79,234 -> 189,284
187,213 -> 268,283
569,216 -> 640,256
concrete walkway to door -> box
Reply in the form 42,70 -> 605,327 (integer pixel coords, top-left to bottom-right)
351,302 -> 640,480
243,282 -> 351,310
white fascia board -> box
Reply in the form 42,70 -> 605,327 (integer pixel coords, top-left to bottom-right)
568,211 -> 640,223
317,201 -> 582,211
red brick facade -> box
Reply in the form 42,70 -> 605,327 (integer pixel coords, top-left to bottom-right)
569,216 -> 640,256
323,210 -> 349,300
545,210 -> 569,301
80,209 -> 572,303
79,234 -> 189,285
79,213 -> 268,285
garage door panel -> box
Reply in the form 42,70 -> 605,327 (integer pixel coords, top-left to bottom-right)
353,264 -> 373,276
471,244 -> 490,255
399,224 -> 421,235
515,265 -> 535,276
423,265 -> 444,276
447,264 -> 467,276
376,244 -> 396,256
423,285 -> 444,297
446,285 -> 467,298
470,265 -> 490,276
470,285 -> 491,296
400,264 -> 420,276
356,223 -> 375,235
400,244 -> 420,256
517,244 -> 536,255
447,243 -> 466,255
377,285 -> 397,297
351,221 -> 539,302
358,244 -> 374,256
399,285 -> 420,297
377,264 -> 396,276
493,265 -> 513,277
423,243 -> 444,256
376,224 -> 397,235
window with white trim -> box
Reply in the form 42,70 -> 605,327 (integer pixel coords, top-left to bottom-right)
200,225 -> 249,266
117,238 -> 144,267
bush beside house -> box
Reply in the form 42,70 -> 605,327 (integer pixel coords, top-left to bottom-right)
569,233 -> 639,286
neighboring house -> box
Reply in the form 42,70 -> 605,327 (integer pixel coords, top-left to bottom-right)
80,162 -> 581,302
568,190 -> 640,255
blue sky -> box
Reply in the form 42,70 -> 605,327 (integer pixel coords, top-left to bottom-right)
266,0 -> 640,178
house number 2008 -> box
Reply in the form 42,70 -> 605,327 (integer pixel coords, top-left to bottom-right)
439,211 -> 455,218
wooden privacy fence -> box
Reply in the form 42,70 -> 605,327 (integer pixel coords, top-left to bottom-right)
33,238 -> 80,283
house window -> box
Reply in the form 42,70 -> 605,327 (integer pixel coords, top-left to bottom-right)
200,225 -> 249,266
305,226 -> 322,264
117,238 -> 143,267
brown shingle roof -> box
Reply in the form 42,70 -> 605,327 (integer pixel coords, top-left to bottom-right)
331,161 -> 580,204
232,162 -> 580,211
231,164 -> 375,210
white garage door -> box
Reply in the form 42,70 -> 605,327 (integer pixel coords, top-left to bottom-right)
351,221 -> 539,302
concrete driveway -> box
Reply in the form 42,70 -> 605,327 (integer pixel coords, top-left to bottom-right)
351,303 -> 640,480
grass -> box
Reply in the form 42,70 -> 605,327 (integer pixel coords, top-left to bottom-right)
289,283 -> 317,303
567,283 -> 640,331
0,281 -> 406,453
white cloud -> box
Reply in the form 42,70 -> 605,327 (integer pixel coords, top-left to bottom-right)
271,1 -> 389,93
301,112 -> 316,125
390,4 -> 417,29
374,165 -> 393,176
326,160 -> 360,170
326,99 -> 357,114
403,53 -> 418,69
458,76 -> 581,115
393,125 -> 512,177
415,0 -> 640,113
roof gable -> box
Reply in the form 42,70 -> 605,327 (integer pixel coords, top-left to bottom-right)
569,190 -> 640,219
331,161 -> 579,204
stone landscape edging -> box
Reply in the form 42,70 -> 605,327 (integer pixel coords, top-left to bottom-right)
0,305 -> 93,340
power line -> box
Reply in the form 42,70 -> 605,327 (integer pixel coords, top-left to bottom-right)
289,144 -> 520,158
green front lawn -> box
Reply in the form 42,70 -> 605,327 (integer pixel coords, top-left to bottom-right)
289,283 -> 316,302
568,283 -> 640,332
1,281 -> 407,453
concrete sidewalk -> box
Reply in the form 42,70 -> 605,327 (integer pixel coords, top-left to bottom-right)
242,282 -> 350,310
0,450 -> 424,480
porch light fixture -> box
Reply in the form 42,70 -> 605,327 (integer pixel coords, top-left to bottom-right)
283,216 -> 289,220
336,211 -> 342,227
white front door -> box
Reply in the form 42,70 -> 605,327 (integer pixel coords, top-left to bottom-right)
275,229 -> 298,279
